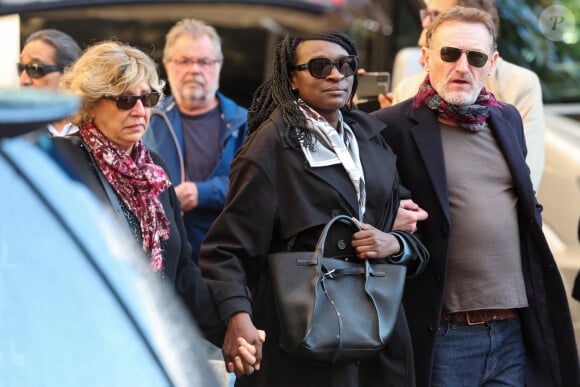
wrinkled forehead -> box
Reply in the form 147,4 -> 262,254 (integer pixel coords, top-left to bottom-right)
430,20 -> 494,53
424,0 -> 457,12
21,40 -> 57,62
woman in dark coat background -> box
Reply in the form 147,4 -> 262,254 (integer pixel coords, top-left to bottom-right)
199,32 -> 429,387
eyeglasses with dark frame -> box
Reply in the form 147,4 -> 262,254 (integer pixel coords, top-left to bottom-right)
437,46 -> 490,68
17,63 -> 64,79
102,92 -> 161,110
169,57 -> 222,68
292,56 -> 359,79
419,9 -> 440,23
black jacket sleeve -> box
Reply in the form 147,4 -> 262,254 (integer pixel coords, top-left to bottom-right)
151,151 -> 226,347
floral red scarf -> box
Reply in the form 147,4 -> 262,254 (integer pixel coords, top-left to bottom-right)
80,123 -> 171,272
413,75 -> 503,132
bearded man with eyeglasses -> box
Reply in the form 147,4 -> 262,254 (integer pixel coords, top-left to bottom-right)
144,19 -> 248,265
373,6 -> 579,387
18,29 -> 81,136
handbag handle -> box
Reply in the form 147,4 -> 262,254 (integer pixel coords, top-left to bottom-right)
312,215 -> 386,278
314,215 -> 359,260
315,217 -> 385,363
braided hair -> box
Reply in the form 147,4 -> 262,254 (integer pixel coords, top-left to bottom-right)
247,32 -> 359,150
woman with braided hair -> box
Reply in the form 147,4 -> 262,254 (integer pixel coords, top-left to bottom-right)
200,32 -> 428,387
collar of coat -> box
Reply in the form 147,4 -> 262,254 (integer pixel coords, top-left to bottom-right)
269,106 -> 386,149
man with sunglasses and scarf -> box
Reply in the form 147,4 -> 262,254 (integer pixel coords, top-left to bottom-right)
144,19 -> 247,264
373,6 -> 579,387
384,0 -> 545,192
18,29 -> 81,137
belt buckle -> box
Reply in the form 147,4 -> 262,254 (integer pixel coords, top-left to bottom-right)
466,311 -> 485,325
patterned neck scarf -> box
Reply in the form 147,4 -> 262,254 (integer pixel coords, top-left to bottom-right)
80,123 -> 171,272
413,75 -> 503,132
298,101 -> 366,217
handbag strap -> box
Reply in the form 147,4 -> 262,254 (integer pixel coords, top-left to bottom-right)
319,260 -> 381,363
319,272 -> 344,363
321,260 -> 386,279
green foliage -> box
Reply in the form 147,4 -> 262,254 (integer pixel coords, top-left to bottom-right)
497,0 -> 580,102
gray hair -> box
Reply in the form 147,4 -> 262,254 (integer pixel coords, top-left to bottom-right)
424,0 -> 500,36
25,29 -> 81,68
426,6 -> 497,51
163,18 -> 223,62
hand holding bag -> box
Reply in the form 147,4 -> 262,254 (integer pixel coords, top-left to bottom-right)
268,215 -> 407,364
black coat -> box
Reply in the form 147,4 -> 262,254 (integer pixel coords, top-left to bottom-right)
373,99 -> 580,387
200,108 -> 429,387
50,136 -> 224,345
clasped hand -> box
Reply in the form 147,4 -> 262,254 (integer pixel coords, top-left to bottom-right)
222,312 -> 266,377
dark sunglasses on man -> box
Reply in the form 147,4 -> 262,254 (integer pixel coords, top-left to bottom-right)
438,46 -> 489,68
292,55 -> 359,79
17,63 -> 64,79
103,92 -> 161,110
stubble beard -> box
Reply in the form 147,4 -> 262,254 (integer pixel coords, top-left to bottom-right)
439,83 -> 480,106
178,86 -> 209,111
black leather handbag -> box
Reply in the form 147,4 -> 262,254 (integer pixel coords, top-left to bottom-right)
268,215 -> 407,364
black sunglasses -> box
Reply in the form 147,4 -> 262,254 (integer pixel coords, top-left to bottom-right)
439,46 -> 489,68
17,63 -> 64,79
292,55 -> 359,78
103,92 -> 161,110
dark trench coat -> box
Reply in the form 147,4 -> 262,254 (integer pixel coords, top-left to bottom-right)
200,108 -> 429,387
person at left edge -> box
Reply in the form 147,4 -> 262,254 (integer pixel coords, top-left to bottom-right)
144,19 -> 248,263
55,41 -> 263,373
18,29 -> 81,137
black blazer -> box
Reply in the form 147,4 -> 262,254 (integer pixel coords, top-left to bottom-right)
373,99 -> 580,387
50,136 -> 225,346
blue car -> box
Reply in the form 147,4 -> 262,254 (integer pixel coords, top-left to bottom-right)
0,89 -> 223,387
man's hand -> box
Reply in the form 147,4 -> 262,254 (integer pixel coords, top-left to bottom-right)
175,182 -> 198,212
393,199 -> 428,232
378,92 -> 394,108
222,312 -> 264,377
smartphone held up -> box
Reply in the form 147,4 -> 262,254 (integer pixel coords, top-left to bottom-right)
355,71 -> 391,112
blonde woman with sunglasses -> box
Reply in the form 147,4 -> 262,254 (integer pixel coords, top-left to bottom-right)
56,41 -> 262,378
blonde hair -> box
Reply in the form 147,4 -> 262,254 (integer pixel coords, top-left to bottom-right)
60,40 -> 165,125
163,18 -> 223,62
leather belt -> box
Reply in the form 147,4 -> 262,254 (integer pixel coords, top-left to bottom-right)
441,309 -> 518,325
